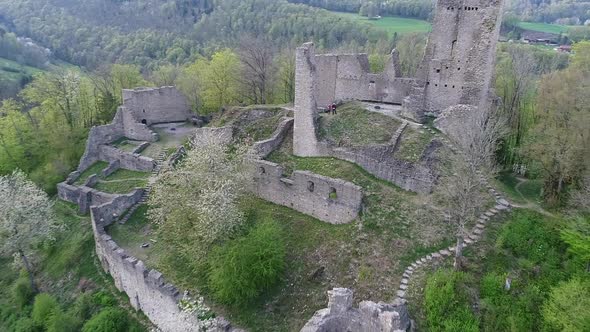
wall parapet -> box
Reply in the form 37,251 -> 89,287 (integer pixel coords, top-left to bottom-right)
98,145 -> 155,172
252,160 -> 362,224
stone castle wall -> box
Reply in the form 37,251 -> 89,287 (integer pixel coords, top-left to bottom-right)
314,52 -> 414,107
251,117 -> 294,158
294,43 -> 322,157
91,193 -> 236,332
122,86 -> 192,126
330,145 -> 437,194
98,145 -> 155,172
252,160 -> 362,224
57,182 -> 144,215
77,109 -> 125,172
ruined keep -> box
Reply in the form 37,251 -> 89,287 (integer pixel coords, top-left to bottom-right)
405,0 -> 505,118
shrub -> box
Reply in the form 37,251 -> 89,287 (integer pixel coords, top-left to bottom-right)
14,317 -> 40,332
81,308 -> 130,332
11,275 -> 35,309
70,292 -> 100,321
542,277 -> 590,331
31,293 -> 59,327
46,309 -> 80,332
208,220 -> 286,305
424,269 -> 478,332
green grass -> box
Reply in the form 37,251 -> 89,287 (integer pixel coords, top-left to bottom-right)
209,105 -> 290,142
93,179 -> 147,194
318,102 -> 401,147
395,126 -> 434,162
517,22 -> 572,35
495,171 -> 543,205
0,57 -> 43,83
107,205 -> 158,263
331,12 -> 431,36
111,138 -> 143,152
74,161 -> 109,186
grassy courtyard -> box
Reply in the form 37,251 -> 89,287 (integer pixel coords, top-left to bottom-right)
318,102 -> 402,147
74,161 -> 109,185
93,168 -> 150,194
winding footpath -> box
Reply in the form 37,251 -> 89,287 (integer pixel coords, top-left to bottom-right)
394,127 -> 512,302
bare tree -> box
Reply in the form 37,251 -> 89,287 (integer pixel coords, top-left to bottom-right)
439,106 -> 507,269
237,36 -> 274,105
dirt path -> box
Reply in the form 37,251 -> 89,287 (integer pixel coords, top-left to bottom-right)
510,177 -> 554,217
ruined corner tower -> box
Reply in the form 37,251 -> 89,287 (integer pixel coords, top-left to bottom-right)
406,0 -> 505,118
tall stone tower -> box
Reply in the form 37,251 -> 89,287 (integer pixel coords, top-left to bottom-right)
409,0 -> 504,117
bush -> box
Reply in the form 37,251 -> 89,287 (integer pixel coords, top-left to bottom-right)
46,310 -> 80,332
208,220 -> 286,305
11,275 -> 35,309
31,293 -> 59,327
81,308 -> 130,332
14,317 -> 40,332
70,292 -> 100,321
542,277 -> 590,331
424,269 -> 478,332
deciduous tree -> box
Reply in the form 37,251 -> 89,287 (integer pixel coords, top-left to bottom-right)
0,170 -> 58,291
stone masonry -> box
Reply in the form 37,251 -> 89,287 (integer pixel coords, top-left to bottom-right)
410,0 -> 505,117
301,288 -> 411,332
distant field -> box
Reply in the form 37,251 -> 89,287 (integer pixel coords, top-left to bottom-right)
0,57 -> 43,83
332,11 -> 431,36
517,22 -> 571,35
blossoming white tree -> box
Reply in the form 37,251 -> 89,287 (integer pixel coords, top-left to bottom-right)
0,170 -> 57,291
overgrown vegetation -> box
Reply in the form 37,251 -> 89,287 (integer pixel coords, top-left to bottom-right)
0,200 -> 148,332
415,210 -> 589,331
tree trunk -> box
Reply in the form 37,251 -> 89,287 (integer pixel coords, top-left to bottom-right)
19,250 -> 38,293
454,236 -> 464,270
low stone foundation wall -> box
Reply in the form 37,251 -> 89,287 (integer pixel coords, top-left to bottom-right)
252,160 -> 362,224
91,193 -> 237,332
57,183 -> 145,215
330,147 -> 436,194
301,288 -> 411,332
251,117 -> 293,158
98,145 -> 155,172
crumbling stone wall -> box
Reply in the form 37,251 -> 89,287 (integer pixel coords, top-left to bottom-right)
98,145 -> 155,172
330,143 -> 438,194
301,288 -> 411,332
251,117 -> 293,158
91,194 -> 237,332
122,86 -> 192,126
314,51 -> 414,107
252,160 -> 362,224
77,109 -> 125,172
57,183 -> 144,215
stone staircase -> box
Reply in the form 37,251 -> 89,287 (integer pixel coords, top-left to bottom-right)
394,129 -> 512,301
117,150 -> 168,224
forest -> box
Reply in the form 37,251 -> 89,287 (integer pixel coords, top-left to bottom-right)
0,0 -> 589,331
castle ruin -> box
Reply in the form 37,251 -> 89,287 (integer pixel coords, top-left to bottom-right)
295,1 -> 503,143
